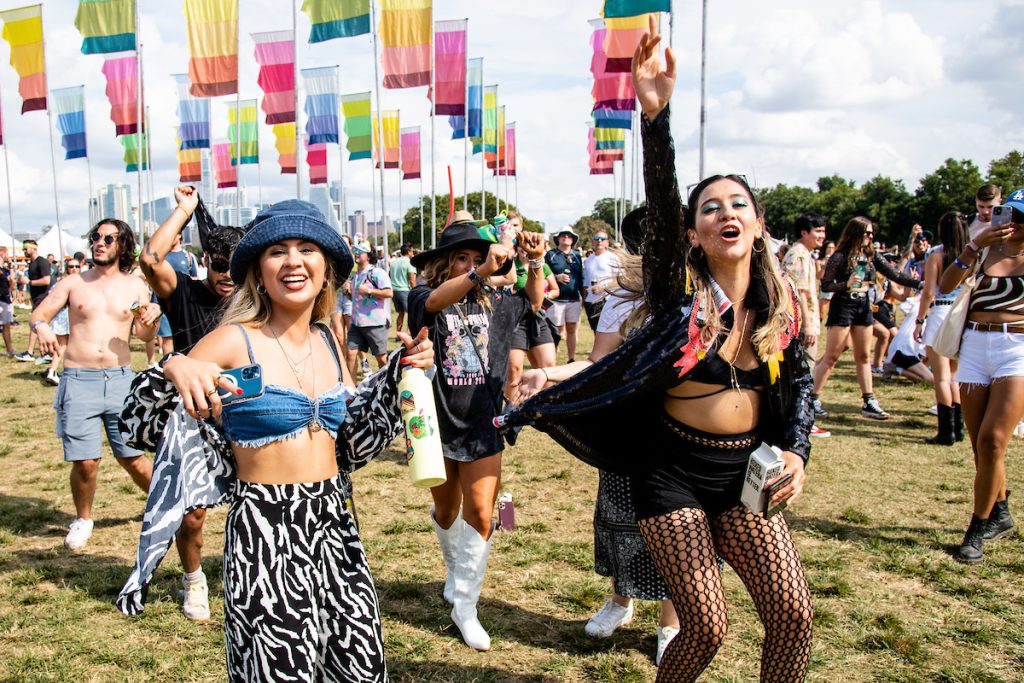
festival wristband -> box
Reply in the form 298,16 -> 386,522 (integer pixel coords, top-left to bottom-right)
953,257 -> 970,270
467,267 -> 483,285
966,240 -> 979,253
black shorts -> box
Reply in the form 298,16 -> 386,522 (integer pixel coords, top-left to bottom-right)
629,413 -> 758,520
510,310 -> 555,351
874,301 -> 896,329
891,350 -> 920,370
826,293 -> 873,328
584,299 -> 606,330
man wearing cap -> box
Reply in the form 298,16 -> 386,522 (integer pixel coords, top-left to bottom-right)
29,219 -> 160,553
348,241 -> 393,377
138,185 -> 243,621
545,228 -> 584,361
390,243 -> 418,334
13,239 -> 54,362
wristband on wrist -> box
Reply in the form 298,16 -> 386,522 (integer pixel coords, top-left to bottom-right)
915,317 -> 926,325
953,257 -> 970,270
966,240 -> 979,253
175,205 -> 192,221
528,258 -> 544,270
540,367 -> 550,383
30,320 -> 47,331
467,267 -> 483,285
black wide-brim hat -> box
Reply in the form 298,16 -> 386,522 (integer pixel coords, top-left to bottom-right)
410,221 -> 514,276
230,199 -> 353,284
621,206 -> 647,256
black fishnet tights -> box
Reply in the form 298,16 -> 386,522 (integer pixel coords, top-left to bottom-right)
638,505 -> 813,682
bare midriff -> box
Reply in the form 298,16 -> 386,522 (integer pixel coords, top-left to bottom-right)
663,380 -> 763,435
232,430 -> 339,484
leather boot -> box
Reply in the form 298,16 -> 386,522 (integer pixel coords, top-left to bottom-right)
952,403 -> 965,442
451,520 -> 493,650
431,506 -> 462,604
983,492 -> 1016,542
926,404 -> 955,445
954,514 -> 987,564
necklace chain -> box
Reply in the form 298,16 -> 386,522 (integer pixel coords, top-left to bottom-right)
999,243 -> 1024,258
268,323 -> 315,395
724,309 -> 751,393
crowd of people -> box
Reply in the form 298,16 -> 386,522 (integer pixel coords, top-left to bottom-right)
1,19 -> 1021,683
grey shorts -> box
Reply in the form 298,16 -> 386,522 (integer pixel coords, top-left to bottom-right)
393,289 -> 410,313
55,366 -> 143,461
0,300 -> 12,325
347,324 -> 389,356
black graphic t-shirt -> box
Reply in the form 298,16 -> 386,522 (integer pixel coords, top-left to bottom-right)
159,271 -> 226,354
408,284 -> 531,460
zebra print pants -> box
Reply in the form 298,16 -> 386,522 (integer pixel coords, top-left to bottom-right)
223,475 -> 387,682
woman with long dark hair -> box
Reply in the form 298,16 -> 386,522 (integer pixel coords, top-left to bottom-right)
939,191 -> 1024,563
914,211 -> 970,444
502,18 -> 814,680
811,217 -> 921,420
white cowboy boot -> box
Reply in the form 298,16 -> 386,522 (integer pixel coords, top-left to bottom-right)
430,506 -> 462,604
450,519 -> 493,650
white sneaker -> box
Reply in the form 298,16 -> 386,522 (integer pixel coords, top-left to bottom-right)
182,574 -> 211,621
584,599 -> 634,638
64,518 -> 93,550
927,404 -> 939,416
44,368 -> 59,386
656,625 -> 680,666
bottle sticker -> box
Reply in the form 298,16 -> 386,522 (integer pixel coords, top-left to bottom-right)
400,389 -> 415,414
407,410 -> 435,439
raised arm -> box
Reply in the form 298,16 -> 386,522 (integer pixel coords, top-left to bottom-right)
424,243 -> 512,312
633,15 -> 686,318
140,186 -> 199,299
874,252 -> 921,289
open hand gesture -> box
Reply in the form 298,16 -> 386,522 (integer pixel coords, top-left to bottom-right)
632,14 -> 676,121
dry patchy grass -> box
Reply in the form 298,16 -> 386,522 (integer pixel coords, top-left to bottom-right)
0,308 -> 1022,681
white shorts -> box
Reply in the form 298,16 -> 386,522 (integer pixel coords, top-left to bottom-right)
956,328 -> 1024,385
547,300 -> 581,326
0,300 -> 12,325
922,301 -> 953,348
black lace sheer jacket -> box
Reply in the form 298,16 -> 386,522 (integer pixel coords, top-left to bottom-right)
820,251 -> 921,293
501,106 -> 814,473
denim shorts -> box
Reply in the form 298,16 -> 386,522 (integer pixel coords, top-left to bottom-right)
54,366 -> 143,461
157,313 -> 172,338
393,289 -> 410,313
956,328 -> 1024,385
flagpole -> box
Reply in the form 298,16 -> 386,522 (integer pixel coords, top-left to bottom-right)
234,0 -> 241,224
39,8 -> 63,257
397,127 -> 402,248
335,70 -> 344,230
429,11 -> 436,247
503,122 -> 510,210
145,106 -> 154,229
370,0 -> 387,253
462,26 -> 468,212
371,140 -> 378,245
83,88 -> 94,212
257,122 -> 263,207
479,65 -> 485,221
293,0 -> 301,198
1,87 -> 14,256
418,175 -> 424,250
698,0 -> 707,180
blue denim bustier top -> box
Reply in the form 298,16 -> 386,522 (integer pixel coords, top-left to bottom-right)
219,323 -> 352,448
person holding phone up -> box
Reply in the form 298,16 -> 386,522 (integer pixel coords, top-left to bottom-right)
122,201 -> 433,681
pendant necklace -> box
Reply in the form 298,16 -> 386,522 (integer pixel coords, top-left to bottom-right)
269,322 -> 313,377
269,323 -> 322,432
726,310 -> 750,395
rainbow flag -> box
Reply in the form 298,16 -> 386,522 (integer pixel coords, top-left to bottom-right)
274,123 -> 296,174
493,105 -> 506,173
100,54 -> 138,135
588,126 -> 617,175
51,86 -> 87,160
590,19 -> 635,111
378,0 -> 431,89
306,139 -> 327,185
497,122 -> 515,177
212,140 -> 236,188
252,30 -> 294,124
450,56 -> 480,143
483,85 -> 498,169
400,125 -> 420,180
75,0 -> 135,54
228,98 -> 258,165
120,130 -> 148,172
602,0 -> 671,18
173,73 -> 210,149
176,138 -> 202,182
603,14 -> 652,73
372,110 -> 400,169
302,66 -> 338,145
340,91 -> 371,161
184,0 -> 237,97
432,19 -> 466,115
0,5 -> 47,113
301,0 -> 369,42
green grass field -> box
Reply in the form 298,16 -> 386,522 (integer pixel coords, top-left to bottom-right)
0,307 -> 1021,682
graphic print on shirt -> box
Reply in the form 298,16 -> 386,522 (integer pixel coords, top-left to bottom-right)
442,311 -> 489,385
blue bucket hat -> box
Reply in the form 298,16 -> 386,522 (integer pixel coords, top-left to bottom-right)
229,200 -> 353,284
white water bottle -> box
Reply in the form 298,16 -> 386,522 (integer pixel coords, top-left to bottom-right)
398,367 -> 446,488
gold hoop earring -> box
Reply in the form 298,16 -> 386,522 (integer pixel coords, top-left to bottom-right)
752,237 -> 766,253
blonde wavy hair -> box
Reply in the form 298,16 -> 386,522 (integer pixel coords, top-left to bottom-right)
418,249 -> 493,310
219,254 -> 337,328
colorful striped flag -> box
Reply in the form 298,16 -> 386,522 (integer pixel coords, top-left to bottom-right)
372,110 -> 400,169
228,98 -> 258,165
301,0 -> 370,42
493,105 -> 506,173
100,54 -> 138,135
306,139 -> 327,185
602,0 -> 671,18
432,19 -> 466,115
399,125 -> 420,180
184,0 -> 238,97
450,56 -> 480,142
302,66 -> 339,145
588,127 -> 616,175
593,126 -> 627,151
498,122 -> 515,177
121,130 -> 148,171
590,19 -> 635,112
340,91 -> 372,161
176,138 -> 202,182
0,5 -> 47,113
173,73 -> 210,149
593,109 -> 632,129
75,0 -> 135,54
212,140 -> 236,188
378,0 -> 431,89
483,85 -> 498,169
602,14 -> 652,73
51,86 -> 87,160
274,123 -> 296,174
252,30 -> 294,124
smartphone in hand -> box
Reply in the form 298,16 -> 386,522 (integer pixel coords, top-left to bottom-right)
218,364 -> 265,405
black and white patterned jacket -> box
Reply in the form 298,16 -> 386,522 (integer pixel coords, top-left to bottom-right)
116,350 -> 406,615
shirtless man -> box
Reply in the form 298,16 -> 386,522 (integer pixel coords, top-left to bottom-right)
30,219 -> 160,551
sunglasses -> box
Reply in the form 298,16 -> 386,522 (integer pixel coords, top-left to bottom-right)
66,264 -> 81,270
593,236 -> 608,241
90,232 -> 118,245
208,256 -> 231,273
864,231 -> 874,237
1013,208 -> 1024,224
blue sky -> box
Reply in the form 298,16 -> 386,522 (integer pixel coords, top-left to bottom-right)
0,0 -> 1020,240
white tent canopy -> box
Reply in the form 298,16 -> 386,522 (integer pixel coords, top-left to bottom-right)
36,225 -> 88,259
0,227 -> 18,256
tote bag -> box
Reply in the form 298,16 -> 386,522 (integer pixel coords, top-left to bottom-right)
931,250 -> 985,359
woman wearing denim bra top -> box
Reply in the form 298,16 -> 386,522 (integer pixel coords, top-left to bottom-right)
161,200 -> 434,682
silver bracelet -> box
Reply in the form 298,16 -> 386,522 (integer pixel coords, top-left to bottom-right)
528,258 -> 544,270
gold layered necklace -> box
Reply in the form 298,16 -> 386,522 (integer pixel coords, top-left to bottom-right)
725,309 -> 751,394
268,323 -> 322,432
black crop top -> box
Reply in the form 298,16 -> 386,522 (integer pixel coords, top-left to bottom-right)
665,346 -> 763,401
